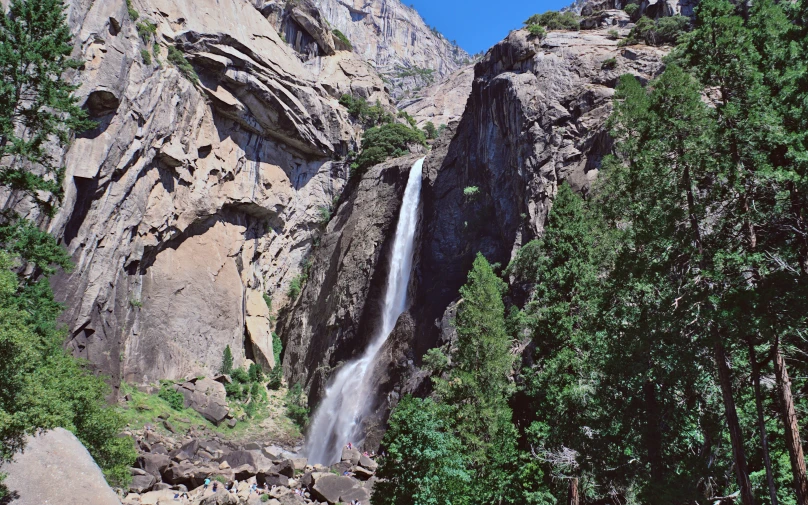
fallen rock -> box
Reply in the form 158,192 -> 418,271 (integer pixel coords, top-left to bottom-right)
291,457 -> 308,471
0,428 -> 121,505
129,472 -> 157,493
340,485 -> 371,504
358,454 -> 378,471
311,474 -> 361,504
273,459 -> 296,478
201,490 -> 239,505
174,378 -> 229,425
341,447 -> 361,465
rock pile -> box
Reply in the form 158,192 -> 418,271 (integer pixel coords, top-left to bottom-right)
124,430 -> 379,505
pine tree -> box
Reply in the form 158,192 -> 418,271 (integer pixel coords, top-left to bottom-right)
0,0 -> 94,215
435,253 -> 517,504
221,345 -> 234,375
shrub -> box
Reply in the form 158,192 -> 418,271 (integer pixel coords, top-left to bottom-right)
225,381 -> 244,400
353,123 -> 427,176
463,186 -> 480,198
607,29 -> 620,39
261,494 -> 270,502
268,333 -> 283,390
285,383 -> 309,428
140,49 -> 152,65
167,46 -> 198,83
339,94 -> 391,126
136,20 -> 157,42
422,347 -> 449,372
248,363 -> 264,383
628,15 -> 690,46
602,57 -> 617,69
317,205 -> 332,225
624,3 -> 639,16
423,121 -> 437,139
288,275 -> 303,300
231,367 -> 250,384
524,11 -> 580,31
126,0 -> 139,20
130,298 -> 143,308
220,345 -> 233,375
332,29 -> 352,50
527,24 -> 547,39
158,384 -> 184,411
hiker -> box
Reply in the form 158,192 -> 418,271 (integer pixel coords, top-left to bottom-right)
347,442 -> 353,450
204,478 -> 211,490
212,482 -> 218,493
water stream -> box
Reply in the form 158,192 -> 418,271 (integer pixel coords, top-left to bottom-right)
305,157 -> 425,465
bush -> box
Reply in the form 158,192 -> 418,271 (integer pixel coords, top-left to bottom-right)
602,57 -> 618,69
231,367 -> 250,384
220,345 -> 233,375
285,383 -> 309,428
353,123 -> 427,176
158,384 -> 184,411
248,363 -> 264,383
317,205 -> 332,225
167,46 -> 198,83
607,29 -> 620,39
527,24 -> 547,39
332,29 -> 352,50
624,3 -> 639,16
524,11 -> 580,31
628,15 -> 690,46
463,186 -> 480,198
136,21 -> 157,42
126,0 -> 139,20
140,49 -> 152,65
268,333 -> 283,390
338,94 -> 391,127
423,121 -> 437,139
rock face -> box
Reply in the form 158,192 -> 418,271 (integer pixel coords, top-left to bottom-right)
0,428 -> 122,505
412,28 -> 668,357
40,0 -> 380,385
399,64 -> 475,128
567,0 -> 700,19
310,0 -> 471,99
279,154 -> 422,402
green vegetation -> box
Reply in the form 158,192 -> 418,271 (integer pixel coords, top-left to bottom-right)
623,3 -> 639,16
268,333 -> 283,390
601,56 -> 617,69
339,94 -> 393,127
398,111 -> 418,128
317,205 -> 332,225
126,0 -> 139,20
157,383 -> 185,411
524,11 -> 580,31
623,15 -> 691,46
422,121 -> 437,139
140,48 -> 152,65
332,29 -> 352,50
285,383 -> 309,428
394,65 -> 436,84
220,345 -> 234,375
607,28 -> 620,39
167,46 -> 199,84
0,0 -> 135,492
136,20 -> 157,42
377,1 -> 808,502
463,186 -> 480,199
352,123 -> 427,177
526,24 -> 547,39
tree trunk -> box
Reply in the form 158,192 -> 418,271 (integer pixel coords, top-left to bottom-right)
714,340 -> 754,505
567,478 -> 579,505
748,341 -> 778,505
774,345 -> 808,505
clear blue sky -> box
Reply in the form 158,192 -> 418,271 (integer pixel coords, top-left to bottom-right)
408,0 -> 570,55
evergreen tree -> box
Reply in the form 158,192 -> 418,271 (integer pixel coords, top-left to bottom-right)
435,253 -> 517,504
0,0 -> 94,215
372,397 -> 471,505
221,345 -> 234,375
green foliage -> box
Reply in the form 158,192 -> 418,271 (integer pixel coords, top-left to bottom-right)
136,20 -> 157,42
463,186 -> 480,200
601,57 -> 617,69
167,46 -> 198,83
338,94 -> 391,127
372,396 -> 471,505
628,15 -> 690,46
527,24 -> 547,39
353,123 -> 427,176
158,384 -> 184,411
607,29 -> 620,39
0,218 -> 71,278
317,205 -> 332,225
140,48 -> 152,65
126,0 -> 139,20
394,65 -> 436,84
261,492 -> 270,502
524,11 -> 580,31
0,0 -> 96,215
423,121 -> 437,139
623,3 -> 639,16
332,29 -> 351,50
268,333 -> 283,390
422,347 -> 448,372
284,383 -> 309,428
220,345 -> 234,375
248,363 -> 264,383
288,260 -> 312,301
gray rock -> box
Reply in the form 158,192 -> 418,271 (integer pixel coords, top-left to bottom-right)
129,473 -> 157,493
201,490 -> 239,505
137,453 -> 170,479
0,428 -> 121,505
358,454 -> 377,471
174,379 -> 229,425
311,474 -> 360,504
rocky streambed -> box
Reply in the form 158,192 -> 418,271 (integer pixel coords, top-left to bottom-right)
125,428 -> 378,505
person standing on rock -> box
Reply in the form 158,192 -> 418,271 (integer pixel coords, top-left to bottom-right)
204,477 -> 211,491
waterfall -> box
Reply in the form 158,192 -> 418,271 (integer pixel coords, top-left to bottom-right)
305,157 -> 425,465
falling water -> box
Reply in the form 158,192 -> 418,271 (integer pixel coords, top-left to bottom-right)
305,157 -> 425,465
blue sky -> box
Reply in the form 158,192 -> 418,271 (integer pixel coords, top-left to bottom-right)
408,0 -> 570,55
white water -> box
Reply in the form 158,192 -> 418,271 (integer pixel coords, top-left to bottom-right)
305,157 -> 425,465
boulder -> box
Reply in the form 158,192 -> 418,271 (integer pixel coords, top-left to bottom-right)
352,466 -> 374,480
262,445 -> 284,459
140,489 -> 178,505
311,474 -> 361,504
174,378 -> 229,425
221,450 -> 262,468
341,447 -> 361,465
273,459 -> 296,478
291,457 -> 308,470
201,490 -> 239,505
129,472 -> 157,493
358,454 -> 378,471
0,428 -> 120,505
278,493 -> 306,505
258,472 -> 290,487
233,463 -> 258,480
341,485 -> 371,504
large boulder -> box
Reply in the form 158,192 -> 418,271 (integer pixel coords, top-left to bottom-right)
0,428 -> 121,505
137,453 -> 170,478
201,490 -> 239,505
174,378 -> 229,425
311,473 -> 361,504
